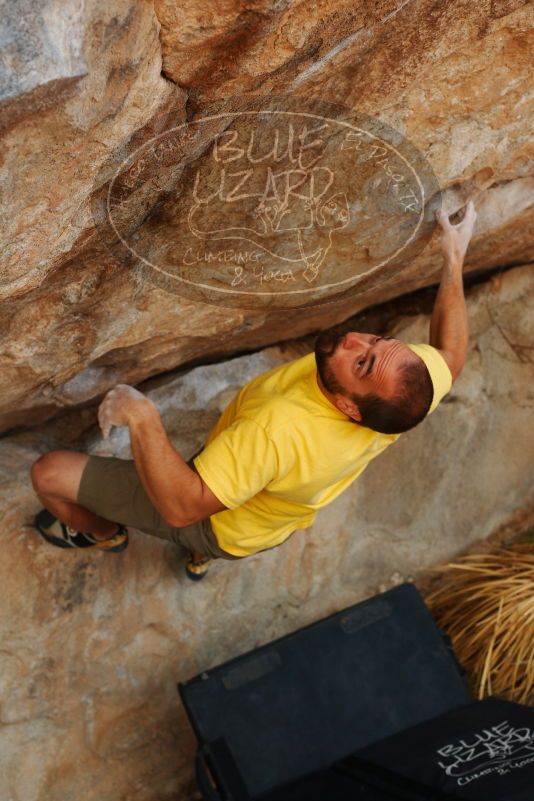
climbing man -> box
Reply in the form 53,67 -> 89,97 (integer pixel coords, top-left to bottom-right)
31,202 -> 477,579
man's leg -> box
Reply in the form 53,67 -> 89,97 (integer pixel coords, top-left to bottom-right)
31,451 -> 236,574
185,453 -> 209,566
31,451 -> 120,541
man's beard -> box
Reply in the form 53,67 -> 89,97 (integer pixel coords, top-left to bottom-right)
314,330 -> 345,394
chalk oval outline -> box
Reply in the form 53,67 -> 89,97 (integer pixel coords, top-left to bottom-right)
107,110 -> 426,297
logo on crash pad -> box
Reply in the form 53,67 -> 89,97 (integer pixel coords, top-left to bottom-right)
96,97 -> 440,309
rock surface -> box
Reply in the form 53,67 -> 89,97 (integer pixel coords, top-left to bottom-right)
0,0 -> 533,432
0,0 -> 87,128
1,3 -> 533,795
0,265 -> 532,801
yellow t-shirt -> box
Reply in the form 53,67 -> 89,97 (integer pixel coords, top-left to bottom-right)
194,345 -> 452,556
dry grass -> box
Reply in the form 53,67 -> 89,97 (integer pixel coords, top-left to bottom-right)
424,544 -> 534,704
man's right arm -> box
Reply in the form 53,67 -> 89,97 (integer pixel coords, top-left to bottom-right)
429,201 -> 477,382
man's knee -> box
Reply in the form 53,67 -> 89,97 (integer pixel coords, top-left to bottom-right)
31,450 -> 88,501
31,452 -> 62,496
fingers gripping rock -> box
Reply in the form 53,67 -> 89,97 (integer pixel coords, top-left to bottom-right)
436,201 -> 477,262
97,384 -> 148,439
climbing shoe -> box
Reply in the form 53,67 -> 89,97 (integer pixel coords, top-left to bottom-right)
185,553 -> 211,581
34,509 -> 129,552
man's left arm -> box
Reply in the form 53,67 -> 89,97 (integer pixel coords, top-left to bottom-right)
429,201 -> 477,382
98,386 -> 227,527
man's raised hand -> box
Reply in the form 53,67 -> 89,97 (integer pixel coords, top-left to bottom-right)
435,201 -> 477,266
98,384 -> 154,439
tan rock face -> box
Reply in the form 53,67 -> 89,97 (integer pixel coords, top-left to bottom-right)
0,0 -> 532,434
0,265 -> 532,801
1,4 -> 532,796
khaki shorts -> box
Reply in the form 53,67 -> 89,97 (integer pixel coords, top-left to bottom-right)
77,455 -> 241,561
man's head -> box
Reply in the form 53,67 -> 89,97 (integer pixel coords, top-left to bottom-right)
314,330 -> 433,434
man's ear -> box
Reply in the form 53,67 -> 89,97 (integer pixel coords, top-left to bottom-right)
334,394 -> 362,422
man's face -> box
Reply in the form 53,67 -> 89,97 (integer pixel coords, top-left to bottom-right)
315,330 -> 414,418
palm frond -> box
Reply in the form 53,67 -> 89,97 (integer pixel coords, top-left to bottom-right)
424,544 -> 534,704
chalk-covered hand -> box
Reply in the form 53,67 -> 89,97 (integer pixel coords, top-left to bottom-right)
98,384 -> 153,439
435,200 -> 477,265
